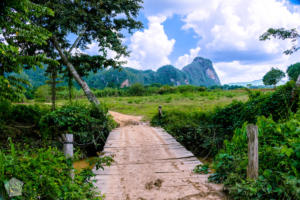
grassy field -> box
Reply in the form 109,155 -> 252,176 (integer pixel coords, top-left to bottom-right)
50,89 -> 251,120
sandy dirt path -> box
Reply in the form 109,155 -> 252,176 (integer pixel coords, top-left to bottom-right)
94,111 -> 225,200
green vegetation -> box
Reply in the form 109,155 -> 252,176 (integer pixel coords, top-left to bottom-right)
64,89 -> 246,121
287,63 -> 300,82
262,68 -> 285,87
40,103 -> 116,156
211,114 -> 300,199
0,100 -> 116,199
0,140 -> 112,199
151,81 -> 299,199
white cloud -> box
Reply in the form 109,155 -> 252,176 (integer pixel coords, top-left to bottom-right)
215,53 -> 297,84
142,0 -> 300,83
175,47 -> 201,69
125,16 -> 175,70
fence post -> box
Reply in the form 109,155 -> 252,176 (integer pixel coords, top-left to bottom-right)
158,105 -> 163,118
247,124 -> 258,179
63,134 -> 74,158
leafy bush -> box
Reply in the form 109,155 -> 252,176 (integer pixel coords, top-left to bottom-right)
0,102 -> 50,146
127,83 -> 146,96
0,140 -> 109,199
40,103 -> 117,156
34,85 -> 51,102
211,115 -> 300,199
151,82 -> 299,157
287,62 -> 300,81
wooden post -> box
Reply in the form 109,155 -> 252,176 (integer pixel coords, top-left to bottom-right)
63,134 -> 74,158
158,105 -> 163,118
247,124 -> 258,179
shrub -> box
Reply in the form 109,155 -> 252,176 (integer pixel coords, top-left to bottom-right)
39,103 -> 117,156
151,81 -> 299,157
0,140 -> 109,199
211,115 -> 300,199
127,83 -> 146,96
0,102 -> 50,146
34,85 -> 51,102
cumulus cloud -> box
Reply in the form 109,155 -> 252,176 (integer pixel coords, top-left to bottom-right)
215,53 -> 297,84
125,16 -> 175,70
142,0 -> 300,82
175,47 -> 201,69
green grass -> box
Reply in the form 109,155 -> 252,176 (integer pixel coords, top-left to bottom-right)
53,90 -> 248,121
30,89 -> 277,121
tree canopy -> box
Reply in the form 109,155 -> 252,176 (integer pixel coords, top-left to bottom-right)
29,0 -> 143,104
263,68 -> 285,87
287,63 -> 300,82
0,0 -> 54,101
260,28 -> 300,86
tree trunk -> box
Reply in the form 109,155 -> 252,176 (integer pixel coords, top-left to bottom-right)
296,74 -> 300,87
51,66 -> 57,111
51,37 -> 100,105
68,70 -> 73,102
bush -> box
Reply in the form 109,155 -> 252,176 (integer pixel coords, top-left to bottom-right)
211,115 -> 300,199
151,81 -> 299,157
0,140 -> 109,199
39,103 -> 117,156
34,85 -> 51,102
0,102 -> 50,146
127,83 -> 146,96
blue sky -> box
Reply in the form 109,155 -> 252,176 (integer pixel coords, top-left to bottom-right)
79,0 -> 300,84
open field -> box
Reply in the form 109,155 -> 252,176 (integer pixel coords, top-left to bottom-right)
49,90 -> 252,120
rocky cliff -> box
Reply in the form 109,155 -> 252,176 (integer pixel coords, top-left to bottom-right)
21,57 -> 221,88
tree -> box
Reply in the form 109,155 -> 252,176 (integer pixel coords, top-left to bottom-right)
263,68 -> 285,88
260,28 -> 300,86
30,0 -> 143,104
287,63 -> 300,82
45,64 -> 62,110
0,0 -> 55,101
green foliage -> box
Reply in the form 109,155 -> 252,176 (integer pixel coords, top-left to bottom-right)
0,101 -> 50,146
128,83 -> 146,96
287,63 -> 300,81
0,0 -> 55,102
151,82 -> 299,157
39,103 -> 117,156
34,85 -> 51,102
263,68 -> 285,87
34,85 -> 85,102
260,28 -> 300,55
193,164 -> 210,174
211,115 -> 300,199
0,140 -> 105,199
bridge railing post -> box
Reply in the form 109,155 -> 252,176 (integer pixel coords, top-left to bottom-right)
247,124 -> 258,180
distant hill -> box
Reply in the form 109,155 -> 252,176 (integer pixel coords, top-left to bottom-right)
86,57 -> 221,88
228,79 -> 287,87
20,57 -> 221,89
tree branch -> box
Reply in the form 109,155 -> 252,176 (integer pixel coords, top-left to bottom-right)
68,28 -> 86,54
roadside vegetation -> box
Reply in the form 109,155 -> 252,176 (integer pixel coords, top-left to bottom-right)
151,81 -> 299,199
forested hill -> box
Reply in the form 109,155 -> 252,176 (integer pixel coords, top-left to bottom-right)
22,57 -> 221,89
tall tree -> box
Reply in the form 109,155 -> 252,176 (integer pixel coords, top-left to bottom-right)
260,28 -> 300,86
287,63 -> 300,82
31,0 -> 143,104
263,68 -> 285,88
0,0 -> 55,101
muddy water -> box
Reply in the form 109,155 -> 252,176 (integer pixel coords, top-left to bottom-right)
73,157 -> 97,171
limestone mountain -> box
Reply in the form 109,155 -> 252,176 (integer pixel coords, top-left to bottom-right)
85,57 -> 220,88
20,57 -> 221,88
183,57 -> 221,86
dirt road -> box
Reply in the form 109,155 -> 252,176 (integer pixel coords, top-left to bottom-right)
94,111 -> 225,200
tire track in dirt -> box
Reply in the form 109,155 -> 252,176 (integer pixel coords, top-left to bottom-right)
94,112 -> 225,200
